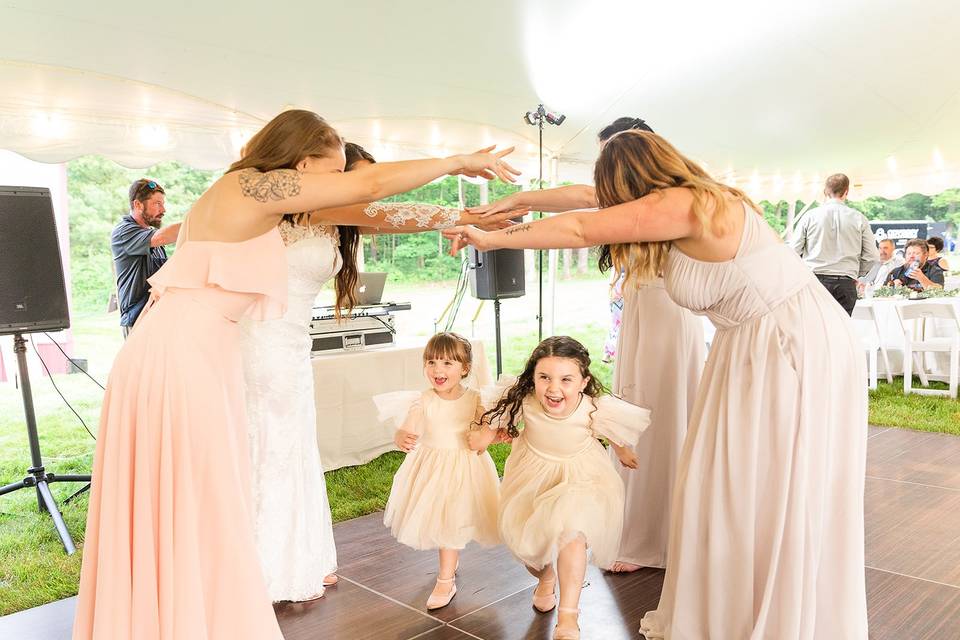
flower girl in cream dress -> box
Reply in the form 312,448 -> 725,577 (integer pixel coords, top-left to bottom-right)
470,336 -> 650,640
375,332 -> 500,611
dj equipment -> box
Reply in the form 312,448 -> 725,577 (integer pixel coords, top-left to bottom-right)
468,247 -> 526,300
309,303 -> 411,354
0,186 -> 90,556
0,186 -> 70,333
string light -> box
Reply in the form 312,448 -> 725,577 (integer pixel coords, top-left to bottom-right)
230,129 -> 253,155
31,112 -> 68,138
139,124 -> 169,148
933,148 -> 945,172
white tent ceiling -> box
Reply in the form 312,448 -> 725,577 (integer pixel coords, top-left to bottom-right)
1,0 -> 959,201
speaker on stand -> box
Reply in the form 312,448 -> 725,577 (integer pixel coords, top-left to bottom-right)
0,185 -> 92,554
468,247 -> 525,376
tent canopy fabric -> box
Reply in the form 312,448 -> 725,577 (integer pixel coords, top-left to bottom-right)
1,0 -> 959,200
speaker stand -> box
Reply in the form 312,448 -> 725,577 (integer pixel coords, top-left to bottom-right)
493,299 -> 503,377
0,333 -> 91,554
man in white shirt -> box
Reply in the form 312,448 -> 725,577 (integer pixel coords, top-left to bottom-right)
790,174 -> 880,315
864,238 -> 904,287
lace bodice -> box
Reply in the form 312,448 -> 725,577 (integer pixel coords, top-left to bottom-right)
278,220 -> 340,247
275,220 -> 342,326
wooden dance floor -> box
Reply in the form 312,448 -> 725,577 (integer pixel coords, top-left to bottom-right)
4,426 -> 960,639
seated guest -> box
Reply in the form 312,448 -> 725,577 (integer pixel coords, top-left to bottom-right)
111,179 -> 181,338
927,236 -> 951,272
864,238 -> 904,286
885,238 -> 945,292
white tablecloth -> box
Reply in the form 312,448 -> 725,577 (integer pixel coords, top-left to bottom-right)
311,338 -> 492,471
854,297 -> 960,380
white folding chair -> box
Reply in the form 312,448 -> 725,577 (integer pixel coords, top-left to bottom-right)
896,301 -> 960,399
851,304 -> 881,389
852,303 -> 893,387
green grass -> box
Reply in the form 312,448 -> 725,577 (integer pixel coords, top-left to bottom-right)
1,315 -> 957,615
868,379 -> 960,435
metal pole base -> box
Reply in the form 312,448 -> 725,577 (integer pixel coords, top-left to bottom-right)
0,333 -> 91,555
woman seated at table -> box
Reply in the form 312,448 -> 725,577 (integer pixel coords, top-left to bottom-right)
927,236 -> 951,272
885,238 -> 945,292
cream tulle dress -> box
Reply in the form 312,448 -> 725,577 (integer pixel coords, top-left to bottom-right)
485,384 -> 651,570
375,388 -> 500,550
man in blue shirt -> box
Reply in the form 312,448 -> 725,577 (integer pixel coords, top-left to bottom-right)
111,179 -> 181,337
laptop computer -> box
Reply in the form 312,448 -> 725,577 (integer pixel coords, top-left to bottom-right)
354,272 -> 388,306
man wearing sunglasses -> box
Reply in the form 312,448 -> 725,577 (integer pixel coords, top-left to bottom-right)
111,178 -> 181,338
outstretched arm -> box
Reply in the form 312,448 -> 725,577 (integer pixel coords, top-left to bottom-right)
469,184 -> 598,215
444,188 -> 698,251
306,201 -> 528,232
240,149 -> 516,212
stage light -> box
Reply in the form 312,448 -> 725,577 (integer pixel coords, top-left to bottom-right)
523,104 -> 565,127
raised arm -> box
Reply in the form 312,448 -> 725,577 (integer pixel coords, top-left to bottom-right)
192,148 -> 520,242
445,188 -> 699,251
235,148 -> 518,216
307,201 -> 528,232
150,222 -> 181,247
469,184 -> 598,215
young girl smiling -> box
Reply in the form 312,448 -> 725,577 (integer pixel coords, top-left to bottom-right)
375,332 -> 500,611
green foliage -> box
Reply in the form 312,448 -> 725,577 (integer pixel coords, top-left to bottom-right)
931,188 -> 960,228
65,156 -> 218,313
847,191 -> 959,225
363,176 -> 522,283
759,200 -> 787,233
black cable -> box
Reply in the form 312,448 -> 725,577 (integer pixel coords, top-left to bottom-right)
29,336 -> 97,441
42,332 -> 105,391
370,315 -> 396,335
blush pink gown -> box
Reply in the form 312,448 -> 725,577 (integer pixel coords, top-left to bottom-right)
73,219 -> 287,640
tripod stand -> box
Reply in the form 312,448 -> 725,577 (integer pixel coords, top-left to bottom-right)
523,104 -> 565,342
0,333 -> 91,554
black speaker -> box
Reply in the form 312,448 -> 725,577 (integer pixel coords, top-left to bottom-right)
0,186 -> 70,335
468,248 -> 526,300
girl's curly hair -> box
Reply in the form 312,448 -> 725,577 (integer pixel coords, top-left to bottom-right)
481,336 -> 606,438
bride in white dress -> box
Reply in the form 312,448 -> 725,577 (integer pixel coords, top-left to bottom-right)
241,143 -> 521,602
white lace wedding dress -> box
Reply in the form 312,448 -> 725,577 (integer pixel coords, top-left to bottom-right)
240,221 -> 342,602
239,204 -> 462,602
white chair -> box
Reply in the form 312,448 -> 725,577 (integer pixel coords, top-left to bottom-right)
851,304 -> 882,389
896,301 -> 960,399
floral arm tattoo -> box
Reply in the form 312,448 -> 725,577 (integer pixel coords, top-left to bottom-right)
238,169 -> 302,202
363,202 -> 462,229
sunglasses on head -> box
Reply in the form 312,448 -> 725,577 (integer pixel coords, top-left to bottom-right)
133,180 -> 161,199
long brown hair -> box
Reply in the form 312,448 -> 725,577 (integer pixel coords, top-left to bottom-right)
594,130 -> 758,283
228,109 -> 342,174
225,110 -> 366,314
481,336 -> 606,438
331,143 -> 380,314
